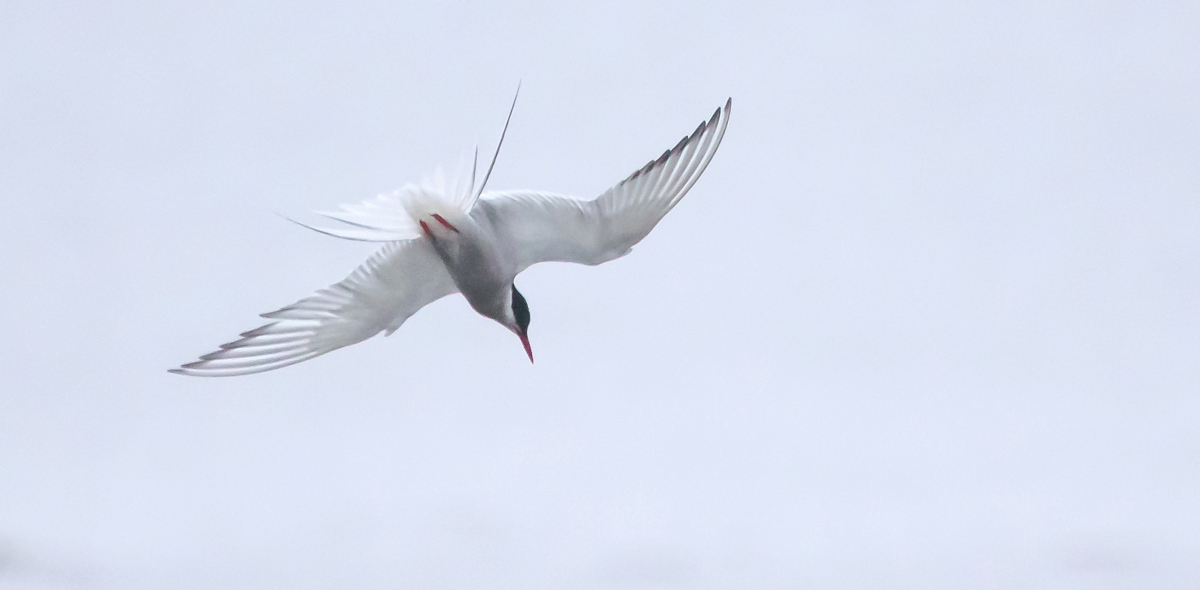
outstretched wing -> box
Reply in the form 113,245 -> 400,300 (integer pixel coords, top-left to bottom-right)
477,98 -> 731,271
171,239 -> 457,377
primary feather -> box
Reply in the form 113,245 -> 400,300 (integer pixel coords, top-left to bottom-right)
478,98 -> 731,270
170,239 -> 456,377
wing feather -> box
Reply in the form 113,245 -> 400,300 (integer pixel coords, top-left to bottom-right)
171,239 -> 457,377
478,98 -> 731,271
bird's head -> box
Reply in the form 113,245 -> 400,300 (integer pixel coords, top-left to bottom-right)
507,284 -> 533,363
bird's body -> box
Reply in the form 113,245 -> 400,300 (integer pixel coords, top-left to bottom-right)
172,98 -> 731,376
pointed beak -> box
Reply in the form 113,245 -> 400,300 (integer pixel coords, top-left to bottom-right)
518,332 -> 534,363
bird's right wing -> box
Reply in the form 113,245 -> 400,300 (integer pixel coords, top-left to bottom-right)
171,239 -> 457,377
477,98 -> 730,271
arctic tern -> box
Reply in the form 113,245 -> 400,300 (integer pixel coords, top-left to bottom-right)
172,96 -> 731,376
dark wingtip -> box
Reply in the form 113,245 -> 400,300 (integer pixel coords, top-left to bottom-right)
168,368 -> 186,375
240,323 -> 280,338
672,134 -> 689,154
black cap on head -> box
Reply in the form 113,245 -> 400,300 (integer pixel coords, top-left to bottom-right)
511,284 -> 530,335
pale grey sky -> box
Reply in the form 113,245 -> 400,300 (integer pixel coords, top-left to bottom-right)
2,1 -> 1198,588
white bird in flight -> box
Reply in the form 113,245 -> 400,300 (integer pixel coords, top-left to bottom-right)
172,95 -> 731,376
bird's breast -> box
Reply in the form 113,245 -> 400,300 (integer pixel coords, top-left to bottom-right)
428,216 -> 512,317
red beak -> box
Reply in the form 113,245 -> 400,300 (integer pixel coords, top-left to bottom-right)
518,332 -> 534,363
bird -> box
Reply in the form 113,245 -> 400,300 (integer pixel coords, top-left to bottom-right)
171,95 -> 731,377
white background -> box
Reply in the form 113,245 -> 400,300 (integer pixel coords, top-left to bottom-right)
2,1 -> 1198,588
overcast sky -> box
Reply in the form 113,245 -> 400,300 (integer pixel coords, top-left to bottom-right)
2,1 -> 1198,588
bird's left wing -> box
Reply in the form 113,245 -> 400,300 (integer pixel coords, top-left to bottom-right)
476,98 -> 730,272
171,239 -> 457,377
